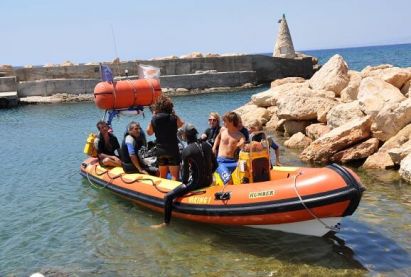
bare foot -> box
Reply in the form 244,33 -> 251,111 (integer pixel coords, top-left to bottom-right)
150,223 -> 168,229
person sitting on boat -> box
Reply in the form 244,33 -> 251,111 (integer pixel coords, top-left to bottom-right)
94,120 -> 121,167
152,123 -> 217,228
146,95 -> 184,180
238,116 -> 250,143
212,112 -> 245,185
200,112 -> 221,147
248,119 -> 281,166
121,121 -> 157,175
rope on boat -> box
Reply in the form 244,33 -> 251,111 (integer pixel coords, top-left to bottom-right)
85,170 -> 107,190
293,172 -> 339,232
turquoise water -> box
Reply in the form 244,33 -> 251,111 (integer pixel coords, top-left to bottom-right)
1,44 -> 411,276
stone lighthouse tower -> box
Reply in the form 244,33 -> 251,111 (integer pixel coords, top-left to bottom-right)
273,14 -> 296,58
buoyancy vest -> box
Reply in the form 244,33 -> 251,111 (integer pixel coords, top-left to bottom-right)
120,135 -> 145,165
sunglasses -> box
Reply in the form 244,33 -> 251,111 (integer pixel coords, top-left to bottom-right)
208,118 -> 217,122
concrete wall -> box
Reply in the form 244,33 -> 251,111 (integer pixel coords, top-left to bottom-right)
13,54 -> 314,97
13,55 -> 313,84
160,71 -> 256,89
0,76 -> 17,92
18,79 -> 99,97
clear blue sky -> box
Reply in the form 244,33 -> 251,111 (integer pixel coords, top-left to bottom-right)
1,0 -> 410,66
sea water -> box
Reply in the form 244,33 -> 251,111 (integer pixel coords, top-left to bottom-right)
1,44 -> 411,276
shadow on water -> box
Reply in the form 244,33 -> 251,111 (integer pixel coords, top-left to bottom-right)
337,217 -> 411,274
174,221 -> 365,271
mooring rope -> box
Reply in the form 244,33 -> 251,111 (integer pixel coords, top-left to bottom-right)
292,172 -> 339,232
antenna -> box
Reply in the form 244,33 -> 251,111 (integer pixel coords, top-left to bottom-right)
110,24 -> 121,76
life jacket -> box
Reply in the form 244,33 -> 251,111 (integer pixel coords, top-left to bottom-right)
120,135 -> 145,165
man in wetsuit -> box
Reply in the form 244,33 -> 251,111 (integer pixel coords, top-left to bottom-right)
94,120 -> 121,167
152,123 -> 217,227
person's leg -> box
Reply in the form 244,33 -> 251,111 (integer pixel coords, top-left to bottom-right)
169,165 -> 180,181
216,157 -> 237,185
158,166 -> 168,178
102,157 -> 120,167
164,184 -> 188,224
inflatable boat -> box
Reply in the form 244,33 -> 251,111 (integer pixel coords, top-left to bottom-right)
80,149 -> 364,237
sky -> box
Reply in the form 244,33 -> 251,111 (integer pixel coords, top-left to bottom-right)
1,0 -> 411,66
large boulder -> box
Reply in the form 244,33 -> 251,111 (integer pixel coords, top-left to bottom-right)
251,82 -> 309,107
357,77 -> 406,117
330,138 -> 379,163
362,65 -> 411,89
399,153 -> 411,183
340,70 -> 362,103
388,140 -> 411,166
401,80 -> 411,97
234,104 -> 271,127
371,98 -> 411,141
326,101 -> 365,129
276,88 -> 337,122
283,120 -> 312,137
308,54 -> 350,96
363,124 -> 411,169
300,116 -> 372,163
284,132 -> 312,149
271,77 -> 306,88
305,123 -> 331,140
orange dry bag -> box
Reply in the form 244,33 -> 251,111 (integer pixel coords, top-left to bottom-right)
94,78 -> 162,110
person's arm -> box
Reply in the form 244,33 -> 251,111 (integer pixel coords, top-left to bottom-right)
274,148 -> 281,166
212,132 -> 221,155
126,139 -> 148,174
130,155 -> 148,174
181,151 -> 190,184
236,134 -> 246,150
176,115 -> 184,128
146,122 -> 154,136
210,148 -> 218,172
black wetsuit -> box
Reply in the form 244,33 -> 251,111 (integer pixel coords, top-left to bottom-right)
96,132 -> 120,165
202,126 -> 221,147
163,140 -> 217,224
97,132 -> 120,156
151,112 -> 181,166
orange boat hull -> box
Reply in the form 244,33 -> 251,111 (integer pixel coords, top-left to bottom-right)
94,79 -> 162,110
80,158 -> 364,236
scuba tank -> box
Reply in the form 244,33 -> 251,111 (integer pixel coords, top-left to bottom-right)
83,133 -> 98,157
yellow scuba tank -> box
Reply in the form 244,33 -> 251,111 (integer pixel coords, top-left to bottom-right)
83,133 -> 98,157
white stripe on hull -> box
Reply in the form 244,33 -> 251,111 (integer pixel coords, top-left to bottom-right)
246,217 -> 342,237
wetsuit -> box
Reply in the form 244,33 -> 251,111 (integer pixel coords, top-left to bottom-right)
121,134 -> 157,175
95,132 -> 120,164
163,140 -> 217,224
202,126 -> 221,147
151,112 -> 181,166
239,127 -> 250,143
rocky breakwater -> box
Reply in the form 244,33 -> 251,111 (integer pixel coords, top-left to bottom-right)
234,54 -> 411,183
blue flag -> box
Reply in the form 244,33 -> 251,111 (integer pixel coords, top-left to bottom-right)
100,64 -> 113,83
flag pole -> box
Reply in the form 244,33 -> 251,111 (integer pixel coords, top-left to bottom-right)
110,24 -> 121,77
